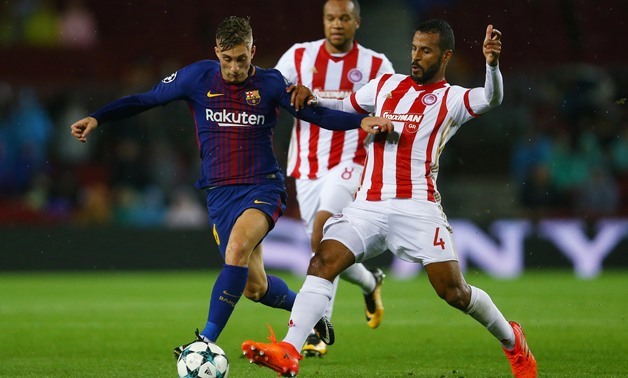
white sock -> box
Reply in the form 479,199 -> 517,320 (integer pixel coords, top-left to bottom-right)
323,276 -> 340,319
340,263 -> 376,294
465,286 -> 515,349
283,275 -> 333,349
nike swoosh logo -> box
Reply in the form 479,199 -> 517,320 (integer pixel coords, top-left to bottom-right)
222,290 -> 240,298
207,91 -> 224,98
253,199 -> 271,205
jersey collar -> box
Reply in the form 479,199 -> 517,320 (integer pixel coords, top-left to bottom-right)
407,78 -> 448,91
322,40 -> 359,63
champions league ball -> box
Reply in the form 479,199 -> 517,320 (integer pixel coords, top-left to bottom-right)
177,341 -> 229,378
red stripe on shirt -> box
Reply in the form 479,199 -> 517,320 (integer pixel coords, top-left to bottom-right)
352,129 -> 367,165
463,89 -> 480,117
327,46 -> 360,169
290,118 -> 303,178
349,54 -> 384,166
349,93 -> 369,114
366,76 -> 407,201
424,88 -> 450,202
294,47 -> 305,85
305,46 -> 332,178
289,48 -> 306,178
369,56 -> 383,80
395,85 -> 432,198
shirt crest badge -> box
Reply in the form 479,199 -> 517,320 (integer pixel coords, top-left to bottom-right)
245,90 -> 261,106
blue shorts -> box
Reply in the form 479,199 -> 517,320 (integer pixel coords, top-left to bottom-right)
205,182 -> 287,257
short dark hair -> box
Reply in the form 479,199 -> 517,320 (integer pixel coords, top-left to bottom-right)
215,16 -> 253,51
416,19 -> 455,51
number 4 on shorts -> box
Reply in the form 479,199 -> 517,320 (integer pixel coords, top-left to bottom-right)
433,227 -> 445,249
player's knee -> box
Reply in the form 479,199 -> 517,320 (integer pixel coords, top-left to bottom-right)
438,285 -> 471,310
307,241 -> 354,281
308,253 -> 327,275
310,231 -> 323,252
224,241 -> 250,266
243,282 -> 265,302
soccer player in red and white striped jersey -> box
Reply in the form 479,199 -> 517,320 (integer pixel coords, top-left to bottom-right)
244,19 -> 537,378
275,0 -> 394,357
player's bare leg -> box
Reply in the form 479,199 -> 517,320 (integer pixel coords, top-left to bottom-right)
243,243 -> 269,301
424,261 -> 537,377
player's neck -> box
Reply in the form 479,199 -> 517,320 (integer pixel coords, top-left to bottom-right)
428,74 -> 446,84
412,75 -> 447,86
324,39 -> 354,55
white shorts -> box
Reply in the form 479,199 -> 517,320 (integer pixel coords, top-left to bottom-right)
295,162 -> 364,239
322,198 -> 457,266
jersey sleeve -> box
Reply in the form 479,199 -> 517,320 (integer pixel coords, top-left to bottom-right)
341,75 -> 380,114
274,44 -> 300,84
467,64 -> 503,113
448,64 -> 504,126
90,63 -> 200,124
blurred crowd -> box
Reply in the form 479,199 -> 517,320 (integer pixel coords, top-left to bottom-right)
0,0 -> 98,49
1,0 -> 627,228
509,65 -> 628,219
0,77 -> 210,227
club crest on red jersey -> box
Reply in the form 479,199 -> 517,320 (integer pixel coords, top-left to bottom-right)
347,68 -> 363,83
422,93 -> 438,106
245,90 -> 261,105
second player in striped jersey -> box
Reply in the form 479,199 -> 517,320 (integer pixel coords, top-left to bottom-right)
275,0 -> 394,357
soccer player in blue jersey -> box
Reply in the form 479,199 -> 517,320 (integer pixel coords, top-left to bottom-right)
69,16 -> 391,356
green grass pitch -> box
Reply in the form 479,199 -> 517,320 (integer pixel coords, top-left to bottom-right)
1,269 -> 627,377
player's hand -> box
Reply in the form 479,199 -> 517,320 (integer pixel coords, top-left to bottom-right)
70,116 -> 98,143
483,24 -> 501,66
287,84 -> 317,110
361,116 -> 393,134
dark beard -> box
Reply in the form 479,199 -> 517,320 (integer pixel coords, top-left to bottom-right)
411,59 -> 441,84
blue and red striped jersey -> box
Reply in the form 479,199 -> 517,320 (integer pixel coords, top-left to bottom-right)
90,60 -> 367,189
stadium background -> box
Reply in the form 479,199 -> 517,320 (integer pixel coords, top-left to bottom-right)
1,0 -> 627,275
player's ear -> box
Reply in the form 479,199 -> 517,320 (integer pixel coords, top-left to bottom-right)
250,45 -> 256,59
214,46 -> 220,59
442,49 -> 453,64
355,17 -> 361,29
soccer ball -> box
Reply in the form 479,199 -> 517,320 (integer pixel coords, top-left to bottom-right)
177,341 -> 229,378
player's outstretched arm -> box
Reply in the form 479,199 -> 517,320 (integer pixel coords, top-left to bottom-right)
483,24 -> 501,66
70,116 -> 98,143
479,24 -> 504,108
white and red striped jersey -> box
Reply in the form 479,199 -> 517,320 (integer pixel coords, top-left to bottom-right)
336,65 -> 503,202
275,39 -> 394,179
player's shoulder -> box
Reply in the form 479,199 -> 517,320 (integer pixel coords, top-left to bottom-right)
255,65 -> 284,79
169,60 -> 219,80
377,73 -> 406,85
254,66 -> 291,86
283,39 -> 326,54
443,82 -> 468,94
355,42 -> 391,60
183,60 -> 220,74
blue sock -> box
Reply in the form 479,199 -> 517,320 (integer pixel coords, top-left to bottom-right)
258,274 -> 296,311
200,264 -> 248,342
